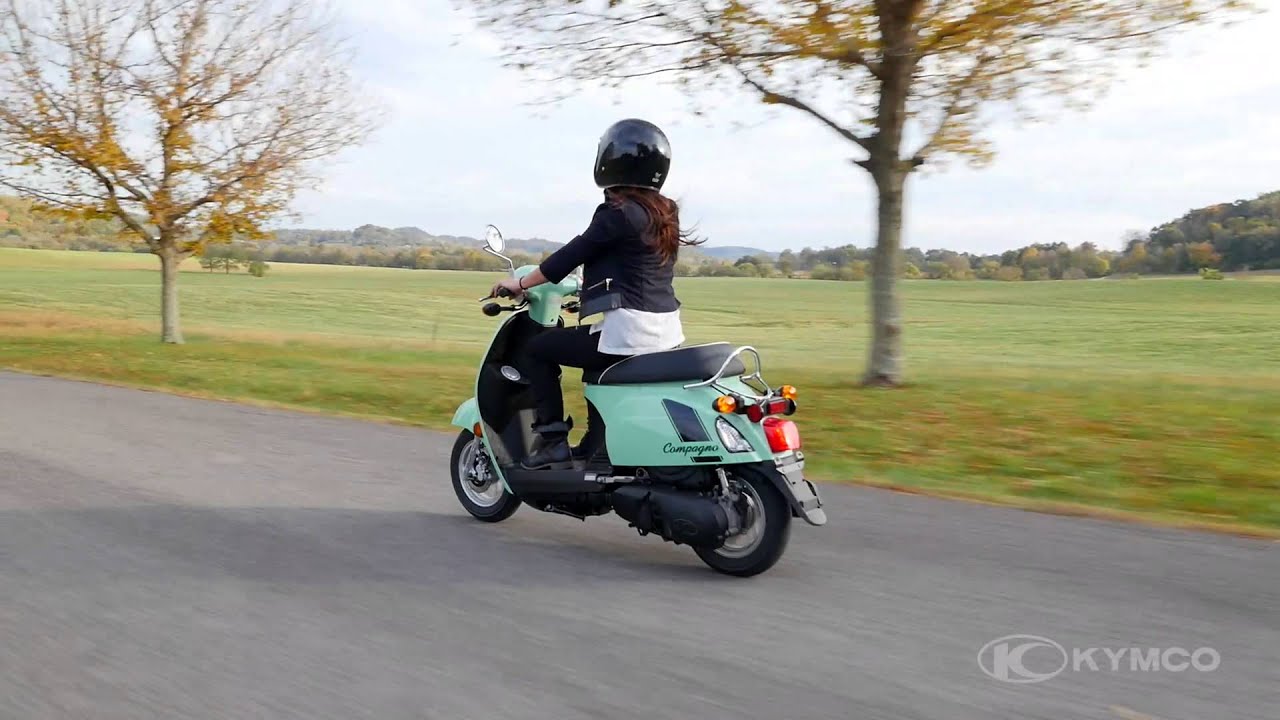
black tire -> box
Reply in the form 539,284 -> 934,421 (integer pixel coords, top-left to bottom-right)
450,430 -> 521,522
695,465 -> 792,577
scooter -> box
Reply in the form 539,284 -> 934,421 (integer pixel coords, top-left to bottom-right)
449,225 -> 826,576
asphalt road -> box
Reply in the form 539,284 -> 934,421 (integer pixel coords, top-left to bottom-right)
0,371 -> 1276,720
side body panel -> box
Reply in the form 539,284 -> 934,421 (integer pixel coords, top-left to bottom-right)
584,376 -> 776,467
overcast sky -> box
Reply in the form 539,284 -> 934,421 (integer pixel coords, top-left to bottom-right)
288,1 -> 1280,255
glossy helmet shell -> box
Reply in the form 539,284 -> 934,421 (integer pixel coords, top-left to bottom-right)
594,118 -> 672,191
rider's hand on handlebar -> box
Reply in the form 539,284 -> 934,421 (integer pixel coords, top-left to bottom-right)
490,277 -> 524,300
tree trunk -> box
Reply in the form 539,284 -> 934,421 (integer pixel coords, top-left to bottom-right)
158,248 -> 184,344
862,8 -> 916,387
864,169 -> 907,386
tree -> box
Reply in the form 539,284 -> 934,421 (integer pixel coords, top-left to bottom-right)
465,0 -> 1249,385
1115,240 -> 1151,274
995,265 -> 1023,281
942,254 -> 973,280
247,259 -> 268,277
776,249 -> 796,277
0,0 -> 377,342
1187,241 -> 1222,269
1081,254 -> 1111,278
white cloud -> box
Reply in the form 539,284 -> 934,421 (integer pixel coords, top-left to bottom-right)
290,1 -> 1280,254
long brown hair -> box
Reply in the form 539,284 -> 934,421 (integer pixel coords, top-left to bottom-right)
606,187 -> 702,264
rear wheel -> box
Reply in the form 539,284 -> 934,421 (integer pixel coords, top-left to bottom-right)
695,466 -> 791,577
450,430 -> 521,522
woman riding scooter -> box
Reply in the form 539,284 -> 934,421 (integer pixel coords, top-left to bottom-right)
489,118 -> 700,470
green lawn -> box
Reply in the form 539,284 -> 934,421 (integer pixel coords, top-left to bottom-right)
3,247 -> 1279,534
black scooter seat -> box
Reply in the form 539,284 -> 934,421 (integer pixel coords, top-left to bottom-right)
583,343 -> 746,385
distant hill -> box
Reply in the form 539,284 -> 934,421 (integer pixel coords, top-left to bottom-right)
265,223 -> 770,263
1138,190 -> 1280,271
8,188 -> 1278,279
269,225 -> 562,255
699,245 -> 778,261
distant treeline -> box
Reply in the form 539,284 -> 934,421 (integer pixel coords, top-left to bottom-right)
4,190 -> 1279,280
203,242 -> 550,272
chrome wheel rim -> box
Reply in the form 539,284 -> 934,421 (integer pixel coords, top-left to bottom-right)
458,438 -> 504,508
716,478 -> 765,558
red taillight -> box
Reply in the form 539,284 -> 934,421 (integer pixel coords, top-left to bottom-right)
762,418 -> 801,453
742,398 -> 795,423
764,398 -> 795,416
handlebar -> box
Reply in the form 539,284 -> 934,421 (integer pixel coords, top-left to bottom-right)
478,282 -> 581,316
478,287 -> 516,303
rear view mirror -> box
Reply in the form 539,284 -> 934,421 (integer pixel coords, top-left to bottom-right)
481,224 -> 515,274
484,225 -> 505,253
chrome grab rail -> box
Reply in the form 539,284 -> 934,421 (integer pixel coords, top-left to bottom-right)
683,345 -> 774,400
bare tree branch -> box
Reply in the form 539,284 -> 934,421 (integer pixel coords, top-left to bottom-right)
736,69 -> 871,153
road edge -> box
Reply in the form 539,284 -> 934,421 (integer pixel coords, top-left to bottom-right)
4,366 -> 1278,542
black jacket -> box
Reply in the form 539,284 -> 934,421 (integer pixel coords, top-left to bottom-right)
539,199 -> 679,318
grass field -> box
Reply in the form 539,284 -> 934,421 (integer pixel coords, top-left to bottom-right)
3,247 -> 1279,534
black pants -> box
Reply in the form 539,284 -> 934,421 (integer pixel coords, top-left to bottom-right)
526,325 -> 628,429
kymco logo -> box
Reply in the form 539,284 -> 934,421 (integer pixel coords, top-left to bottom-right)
978,635 -> 1069,684
978,634 -> 1221,684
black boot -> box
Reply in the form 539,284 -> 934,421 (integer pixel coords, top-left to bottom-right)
521,421 -> 573,470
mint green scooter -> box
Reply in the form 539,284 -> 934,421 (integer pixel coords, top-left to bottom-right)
449,226 -> 826,576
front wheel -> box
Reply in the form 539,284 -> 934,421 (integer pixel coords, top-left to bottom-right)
450,430 -> 521,522
695,466 -> 792,577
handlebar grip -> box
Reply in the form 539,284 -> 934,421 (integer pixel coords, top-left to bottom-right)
496,286 -> 514,299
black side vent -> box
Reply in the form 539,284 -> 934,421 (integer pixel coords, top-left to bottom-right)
663,399 -> 711,443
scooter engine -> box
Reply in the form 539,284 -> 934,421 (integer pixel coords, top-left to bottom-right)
611,485 -> 730,549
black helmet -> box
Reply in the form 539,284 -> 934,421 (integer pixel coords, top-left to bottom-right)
593,118 -> 671,191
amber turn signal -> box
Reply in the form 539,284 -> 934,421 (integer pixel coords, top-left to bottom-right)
779,385 -> 798,401
473,423 -> 483,437
712,395 -> 738,414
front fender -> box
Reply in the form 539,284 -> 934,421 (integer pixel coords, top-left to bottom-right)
449,396 -> 512,493
452,397 -> 480,431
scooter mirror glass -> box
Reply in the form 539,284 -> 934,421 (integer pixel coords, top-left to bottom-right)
483,225 -> 505,253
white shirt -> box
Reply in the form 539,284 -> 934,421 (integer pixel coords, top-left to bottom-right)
591,307 -> 685,356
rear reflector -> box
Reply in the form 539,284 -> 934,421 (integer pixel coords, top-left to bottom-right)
762,418 -> 801,453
